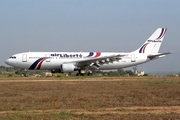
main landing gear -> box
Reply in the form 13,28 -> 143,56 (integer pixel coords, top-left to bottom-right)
76,69 -> 92,76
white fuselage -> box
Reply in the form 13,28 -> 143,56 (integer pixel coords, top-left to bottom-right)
5,52 -> 149,71
5,28 -> 170,73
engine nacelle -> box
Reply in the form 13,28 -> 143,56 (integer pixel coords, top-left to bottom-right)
61,63 -> 76,73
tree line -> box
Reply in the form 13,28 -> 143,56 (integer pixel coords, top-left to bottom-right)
0,66 -> 148,77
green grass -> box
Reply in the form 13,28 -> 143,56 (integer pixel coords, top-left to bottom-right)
147,79 -> 175,86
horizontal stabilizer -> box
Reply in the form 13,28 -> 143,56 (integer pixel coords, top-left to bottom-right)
148,52 -> 172,60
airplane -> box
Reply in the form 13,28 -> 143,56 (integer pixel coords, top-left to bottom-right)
5,28 -> 171,75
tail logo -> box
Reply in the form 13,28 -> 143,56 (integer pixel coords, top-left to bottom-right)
156,28 -> 167,40
139,28 -> 167,53
139,43 -> 149,53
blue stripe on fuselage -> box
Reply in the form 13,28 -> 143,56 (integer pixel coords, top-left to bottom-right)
29,58 -> 45,70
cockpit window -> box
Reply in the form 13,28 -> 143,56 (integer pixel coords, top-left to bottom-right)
9,56 -> 16,59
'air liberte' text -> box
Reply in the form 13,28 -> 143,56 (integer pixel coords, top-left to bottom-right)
51,53 -> 82,58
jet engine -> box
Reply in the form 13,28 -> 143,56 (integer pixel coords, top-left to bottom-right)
61,63 -> 76,73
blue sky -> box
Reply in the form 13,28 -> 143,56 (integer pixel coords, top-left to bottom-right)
0,0 -> 180,73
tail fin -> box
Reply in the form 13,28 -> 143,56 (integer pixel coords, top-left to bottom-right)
133,28 -> 167,54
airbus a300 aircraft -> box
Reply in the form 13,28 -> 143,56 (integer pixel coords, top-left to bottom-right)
5,28 -> 171,75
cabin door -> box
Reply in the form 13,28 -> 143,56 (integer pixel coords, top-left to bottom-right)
131,54 -> 136,62
22,54 -> 27,62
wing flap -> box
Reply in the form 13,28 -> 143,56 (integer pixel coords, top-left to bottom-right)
66,54 -> 124,69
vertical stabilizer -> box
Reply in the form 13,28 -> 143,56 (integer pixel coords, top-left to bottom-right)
133,28 -> 167,54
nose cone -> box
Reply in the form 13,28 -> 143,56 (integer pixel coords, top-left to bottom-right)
5,59 -> 10,65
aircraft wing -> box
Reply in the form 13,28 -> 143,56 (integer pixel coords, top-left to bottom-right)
65,54 -> 125,69
148,52 -> 172,60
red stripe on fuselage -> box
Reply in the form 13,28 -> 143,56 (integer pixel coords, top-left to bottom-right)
37,58 -> 47,70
